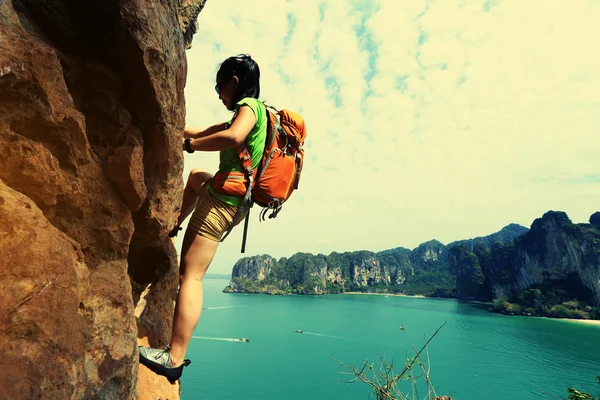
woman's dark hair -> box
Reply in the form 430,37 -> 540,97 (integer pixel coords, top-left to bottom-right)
217,54 -> 260,104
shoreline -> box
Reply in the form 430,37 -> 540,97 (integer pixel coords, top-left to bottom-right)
342,292 -> 600,325
343,291 -> 428,299
225,288 -> 600,325
557,318 -> 600,327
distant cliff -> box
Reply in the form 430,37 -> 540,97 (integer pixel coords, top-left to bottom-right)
447,223 -> 529,249
224,224 -> 527,297
450,211 -> 600,319
224,211 -> 600,320
226,251 -> 412,296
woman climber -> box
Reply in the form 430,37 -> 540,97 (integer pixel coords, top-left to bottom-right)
138,54 -> 267,383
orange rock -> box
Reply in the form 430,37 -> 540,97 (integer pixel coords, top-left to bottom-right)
0,0 -> 206,398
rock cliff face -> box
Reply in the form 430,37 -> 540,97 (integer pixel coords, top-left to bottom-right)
352,256 -> 389,286
225,225 -> 529,297
0,0 -> 206,399
451,211 -> 600,306
226,250 -> 422,296
227,213 -> 600,317
232,254 -> 275,281
589,211 -> 600,231
412,240 -> 446,262
491,212 -> 600,304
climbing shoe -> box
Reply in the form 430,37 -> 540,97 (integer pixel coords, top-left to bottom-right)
168,226 -> 182,238
139,344 -> 191,384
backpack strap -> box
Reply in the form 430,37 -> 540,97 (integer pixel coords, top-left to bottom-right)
240,209 -> 250,253
262,101 -> 279,113
294,143 -> 303,189
256,113 -> 282,183
219,142 -> 254,251
221,102 -> 275,251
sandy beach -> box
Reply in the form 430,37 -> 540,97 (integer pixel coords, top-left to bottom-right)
561,318 -> 600,327
343,291 -> 427,298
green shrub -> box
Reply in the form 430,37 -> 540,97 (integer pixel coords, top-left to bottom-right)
568,309 -> 589,320
563,300 -> 580,310
491,298 -> 509,312
550,305 -> 571,318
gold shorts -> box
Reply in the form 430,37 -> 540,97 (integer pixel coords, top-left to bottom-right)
188,184 -> 245,242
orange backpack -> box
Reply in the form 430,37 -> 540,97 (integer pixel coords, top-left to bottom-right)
211,102 -> 307,252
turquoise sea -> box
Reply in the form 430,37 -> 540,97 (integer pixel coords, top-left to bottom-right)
181,279 -> 600,400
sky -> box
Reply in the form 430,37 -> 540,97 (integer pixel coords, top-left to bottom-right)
177,0 -> 600,274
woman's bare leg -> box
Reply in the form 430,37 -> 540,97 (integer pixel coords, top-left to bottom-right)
169,228 -> 219,366
177,169 -> 213,226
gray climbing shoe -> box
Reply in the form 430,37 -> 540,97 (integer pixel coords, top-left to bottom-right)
138,344 -> 191,383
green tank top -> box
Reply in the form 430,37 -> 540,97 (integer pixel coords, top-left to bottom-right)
207,98 -> 267,206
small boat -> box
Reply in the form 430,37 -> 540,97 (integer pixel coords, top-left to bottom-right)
239,337 -> 250,342
294,329 -> 303,334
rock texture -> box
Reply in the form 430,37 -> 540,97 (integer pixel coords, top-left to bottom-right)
227,213 -> 600,318
590,211 -> 600,231
226,251 -> 413,295
450,211 -> 600,306
0,0 -> 206,398
491,211 -> 600,304
225,225 -> 530,297
232,254 -> 276,282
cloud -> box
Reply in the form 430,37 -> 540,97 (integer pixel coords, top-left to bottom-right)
178,0 -> 600,273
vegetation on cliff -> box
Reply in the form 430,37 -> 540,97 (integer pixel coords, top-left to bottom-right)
225,211 -> 600,321
450,211 -> 600,319
224,249 -> 457,297
489,290 -> 600,320
224,224 -> 526,297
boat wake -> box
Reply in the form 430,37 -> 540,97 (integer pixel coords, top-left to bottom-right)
191,336 -> 245,343
300,331 -> 353,341
203,305 -> 239,310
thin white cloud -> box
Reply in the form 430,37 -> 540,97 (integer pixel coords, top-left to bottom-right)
177,0 -> 600,273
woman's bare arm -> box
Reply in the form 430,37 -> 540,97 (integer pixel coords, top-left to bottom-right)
184,122 -> 229,139
186,106 -> 256,152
